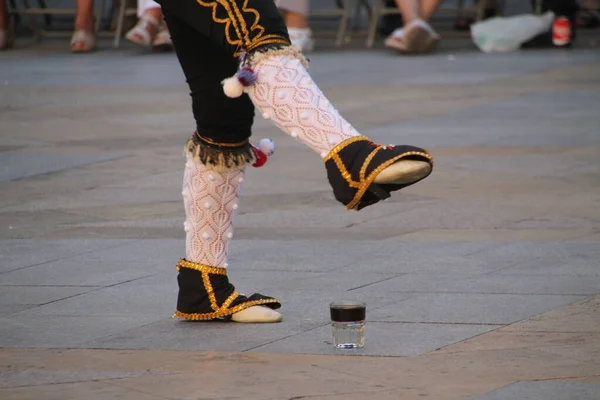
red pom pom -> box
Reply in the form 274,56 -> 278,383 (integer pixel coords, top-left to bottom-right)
252,147 -> 268,167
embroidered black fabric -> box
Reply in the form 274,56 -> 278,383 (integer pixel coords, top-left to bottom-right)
156,0 -> 291,146
176,267 -> 281,320
325,140 -> 433,211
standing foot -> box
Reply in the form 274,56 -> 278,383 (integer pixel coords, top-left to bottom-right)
174,259 -> 282,323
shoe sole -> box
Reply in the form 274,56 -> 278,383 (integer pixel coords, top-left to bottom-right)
373,160 -> 431,185
125,32 -> 152,48
230,306 -> 283,323
384,36 -> 408,53
404,26 -> 439,54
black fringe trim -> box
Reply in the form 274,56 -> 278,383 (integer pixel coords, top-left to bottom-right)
185,132 -> 254,170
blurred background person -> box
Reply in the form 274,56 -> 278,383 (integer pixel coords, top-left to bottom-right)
275,0 -> 313,52
0,0 -> 96,52
384,0 -> 444,54
578,0 -> 600,28
125,0 -> 172,51
70,0 -> 97,52
0,0 -> 12,50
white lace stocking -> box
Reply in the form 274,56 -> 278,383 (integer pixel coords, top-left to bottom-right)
247,56 -> 360,158
183,155 -> 244,268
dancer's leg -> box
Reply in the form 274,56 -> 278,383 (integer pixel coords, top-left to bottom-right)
245,48 -> 432,209
71,0 -> 96,52
275,0 -> 313,52
394,0 -> 445,23
392,0 -> 440,53
164,11 -> 281,322
157,0 -> 432,212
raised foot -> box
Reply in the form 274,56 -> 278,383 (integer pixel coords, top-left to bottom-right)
231,306 -> 282,323
373,160 -> 432,185
324,136 -> 433,210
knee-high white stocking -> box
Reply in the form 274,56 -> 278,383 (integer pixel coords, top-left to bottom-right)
182,155 -> 281,322
246,54 -> 359,159
183,155 -> 243,267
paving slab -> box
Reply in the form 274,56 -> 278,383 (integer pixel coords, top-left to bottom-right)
81,318 -> 328,352
249,321 -> 501,357
367,293 -> 586,324
1,26 -> 600,399
0,294 -> 598,399
473,381 -> 600,400
355,272 -> 600,295
0,239 -> 136,273
0,286 -> 96,305
0,257 -> 163,287
0,314 -> 164,348
0,152 -> 128,183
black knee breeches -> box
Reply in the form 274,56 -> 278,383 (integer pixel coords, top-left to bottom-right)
155,0 -> 290,150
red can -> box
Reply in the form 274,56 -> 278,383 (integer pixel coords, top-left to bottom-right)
552,16 -> 572,46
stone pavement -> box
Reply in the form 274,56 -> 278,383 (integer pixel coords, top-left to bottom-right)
1,36 -> 600,399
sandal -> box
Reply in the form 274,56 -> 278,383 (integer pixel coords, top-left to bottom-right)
403,19 -> 440,54
384,28 -> 409,53
125,15 -> 160,47
324,136 -> 433,211
151,22 -> 173,51
70,29 -> 96,53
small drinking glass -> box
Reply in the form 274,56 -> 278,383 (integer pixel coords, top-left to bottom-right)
330,301 -> 366,349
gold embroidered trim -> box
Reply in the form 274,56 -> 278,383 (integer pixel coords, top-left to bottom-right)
202,270 -> 219,308
360,147 -> 382,181
176,259 -> 227,275
323,136 -> 370,162
196,0 -> 291,56
175,259 -> 280,320
196,133 -> 249,148
174,298 -> 281,321
324,137 -> 433,211
246,38 -> 292,53
249,46 -> 309,69
346,150 -> 433,210
331,151 -> 360,189
221,290 -> 239,309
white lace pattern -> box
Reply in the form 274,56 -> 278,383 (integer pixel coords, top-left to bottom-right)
183,155 -> 243,268
247,56 -> 359,158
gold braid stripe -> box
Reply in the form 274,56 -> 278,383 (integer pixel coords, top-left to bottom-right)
323,136 -> 370,162
221,290 -> 240,309
231,0 -> 251,46
360,147 -> 382,181
174,298 -> 281,321
195,133 -> 249,148
176,259 -> 227,275
196,0 -> 290,57
197,0 -> 243,50
201,269 -> 219,309
347,150 -> 433,211
331,152 -> 360,189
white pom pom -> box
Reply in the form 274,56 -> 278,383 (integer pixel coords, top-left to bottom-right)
222,76 -> 244,98
257,138 -> 275,156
